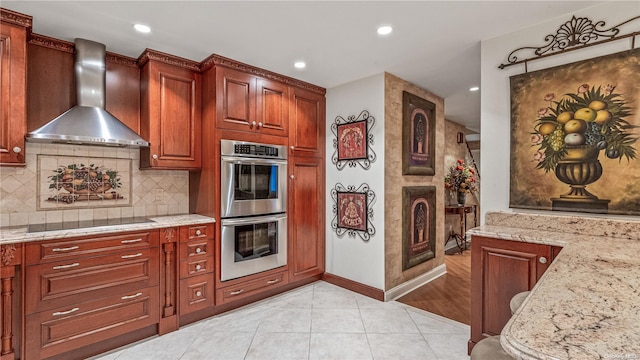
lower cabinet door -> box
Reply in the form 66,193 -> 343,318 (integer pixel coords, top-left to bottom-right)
180,273 -> 215,315
25,286 -> 159,359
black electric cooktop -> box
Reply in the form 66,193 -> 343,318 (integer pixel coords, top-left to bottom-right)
27,217 -> 154,233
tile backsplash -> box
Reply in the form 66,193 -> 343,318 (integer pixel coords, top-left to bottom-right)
0,143 -> 189,227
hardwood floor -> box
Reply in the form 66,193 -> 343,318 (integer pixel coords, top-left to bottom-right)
396,249 -> 471,325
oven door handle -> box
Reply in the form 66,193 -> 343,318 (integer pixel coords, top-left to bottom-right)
221,156 -> 287,166
221,213 -> 287,226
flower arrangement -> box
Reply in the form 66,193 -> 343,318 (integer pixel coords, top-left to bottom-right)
444,159 -> 478,194
532,83 -> 637,172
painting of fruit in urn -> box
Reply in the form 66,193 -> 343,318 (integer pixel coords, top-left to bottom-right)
509,49 -> 640,215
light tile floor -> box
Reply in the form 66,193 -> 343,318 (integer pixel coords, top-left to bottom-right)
91,281 -> 470,360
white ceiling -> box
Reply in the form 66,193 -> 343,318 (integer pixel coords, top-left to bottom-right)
3,1 -> 605,133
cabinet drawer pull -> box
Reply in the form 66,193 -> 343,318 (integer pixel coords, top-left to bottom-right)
121,238 -> 143,244
52,246 -> 79,252
121,292 -> 143,300
53,263 -> 79,270
230,289 -> 244,295
195,229 -> 202,236
121,253 -> 143,259
267,279 -> 279,284
195,264 -> 202,271
195,247 -> 202,254
196,291 -> 202,297
53,307 -> 79,316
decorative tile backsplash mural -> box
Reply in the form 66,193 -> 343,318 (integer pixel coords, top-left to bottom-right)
38,155 -> 132,209
0,143 -> 189,227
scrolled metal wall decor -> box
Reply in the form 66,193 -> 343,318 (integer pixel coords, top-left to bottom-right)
331,110 -> 377,170
499,15 -> 640,71
331,183 -> 376,241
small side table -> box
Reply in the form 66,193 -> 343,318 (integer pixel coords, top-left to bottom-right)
445,204 -> 477,253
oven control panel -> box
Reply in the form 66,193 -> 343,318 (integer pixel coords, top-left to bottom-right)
221,139 -> 287,160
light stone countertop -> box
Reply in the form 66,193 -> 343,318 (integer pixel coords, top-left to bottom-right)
471,212 -> 640,360
0,214 -> 216,244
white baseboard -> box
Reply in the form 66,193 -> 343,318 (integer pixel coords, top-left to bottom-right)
384,263 -> 447,301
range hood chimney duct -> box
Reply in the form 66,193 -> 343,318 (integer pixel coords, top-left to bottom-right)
26,38 -> 150,147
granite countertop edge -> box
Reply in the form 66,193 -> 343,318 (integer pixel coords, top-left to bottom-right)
471,223 -> 640,360
0,214 -> 216,244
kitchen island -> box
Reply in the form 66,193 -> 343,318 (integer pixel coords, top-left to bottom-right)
470,212 -> 640,360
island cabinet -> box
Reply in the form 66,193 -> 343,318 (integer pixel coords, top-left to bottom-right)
139,49 -> 202,170
0,9 -> 31,167
469,235 -> 562,353
24,231 -> 160,360
215,66 -> 289,137
1,243 -> 23,360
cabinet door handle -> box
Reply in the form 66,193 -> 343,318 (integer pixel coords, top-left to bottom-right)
290,146 -> 294,150
52,245 -> 79,252
258,121 -> 263,128
230,289 -> 244,295
195,229 -> 202,236
121,253 -> 143,259
53,307 -> 79,316
121,292 -> 143,300
539,256 -> 548,264
152,154 -> 158,160
13,146 -> 21,154
53,263 -> 79,270
121,238 -> 143,244
251,121 -> 257,128
267,279 -> 279,284
290,175 -> 294,179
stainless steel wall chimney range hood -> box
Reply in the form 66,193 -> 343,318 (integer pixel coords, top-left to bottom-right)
26,38 -> 150,147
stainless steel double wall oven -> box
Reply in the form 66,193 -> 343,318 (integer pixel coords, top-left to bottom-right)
219,140 -> 288,281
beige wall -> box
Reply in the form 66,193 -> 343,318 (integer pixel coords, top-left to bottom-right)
384,72 -> 445,290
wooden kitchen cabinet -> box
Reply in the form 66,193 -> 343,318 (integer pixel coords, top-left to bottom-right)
288,156 -> 325,281
139,49 -> 201,170
216,66 -> 289,137
0,9 -> 30,166
469,235 -> 558,353
178,224 -> 215,316
288,86 -> 325,158
24,230 -> 160,360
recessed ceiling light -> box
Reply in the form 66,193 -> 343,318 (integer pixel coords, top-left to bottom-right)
377,25 -> 392,36
133,24 -> 151,33
294,61 -> 306,69
469,86 -> 480,92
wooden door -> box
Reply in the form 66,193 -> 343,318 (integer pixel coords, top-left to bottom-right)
140,60 -> 201,169
289,87 -> 325,158
288,156 -> 325,281
216,67 -> 257,133
469,236 -> 551,351
0,20 -> 27,166
256,78 -> 289,136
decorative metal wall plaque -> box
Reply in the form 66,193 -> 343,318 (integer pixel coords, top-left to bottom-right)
331,183 -> 376,241
331,110 -> 376,170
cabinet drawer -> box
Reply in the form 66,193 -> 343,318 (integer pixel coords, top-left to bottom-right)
179,274 -> 215,315
26,247 -> 159,314
179,253 -> 214,279
217,271 -> 287,305
26,230 -> 159,265
182,224 -> 213,242
26,286 -> 159,360
180,239 -> 212,258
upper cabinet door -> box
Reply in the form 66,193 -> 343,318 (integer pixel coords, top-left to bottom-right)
289,87 -> 325,158
140,57 -> 201,170
256,78 -> 289,137
0,16 -> 29,166
216,67 -> 256,132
